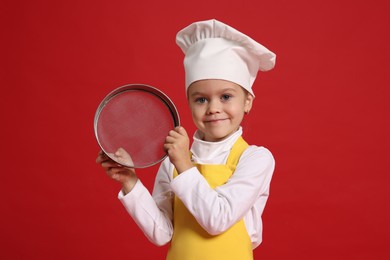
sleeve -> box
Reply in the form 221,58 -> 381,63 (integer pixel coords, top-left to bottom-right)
170,146 -> 275,236
118,158 -> 175,246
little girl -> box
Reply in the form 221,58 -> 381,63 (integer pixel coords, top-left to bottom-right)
96,19 -> 276,260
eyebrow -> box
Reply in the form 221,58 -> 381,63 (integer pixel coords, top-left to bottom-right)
190,88 -> 238,97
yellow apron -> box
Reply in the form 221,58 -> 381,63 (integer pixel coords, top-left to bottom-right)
167,137 -> 253,260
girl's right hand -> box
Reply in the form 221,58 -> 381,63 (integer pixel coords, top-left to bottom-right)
96,149 -> 138,194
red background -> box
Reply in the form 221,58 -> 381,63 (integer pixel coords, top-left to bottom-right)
1,0 -> 389,259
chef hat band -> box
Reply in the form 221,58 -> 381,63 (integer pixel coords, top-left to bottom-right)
176,19 -> 276,96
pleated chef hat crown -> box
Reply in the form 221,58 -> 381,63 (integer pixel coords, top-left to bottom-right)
176,19 -> 276,96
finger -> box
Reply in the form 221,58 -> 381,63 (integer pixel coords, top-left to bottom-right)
107,166 -> 125,175
97,152 -> 116,165
96,150 -> 111,163
96,154 -> 108,164
164,142 -> 181,154
101,160 -> 122,169
106,167 -> 133,182
168,129 -> 182,138
165,135 -> 177,144
106,168 -> 120,179
175,126 -> 187,136
163,143 -> 170,151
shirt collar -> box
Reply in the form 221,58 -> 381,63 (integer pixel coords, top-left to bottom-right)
191,127 -> 243,162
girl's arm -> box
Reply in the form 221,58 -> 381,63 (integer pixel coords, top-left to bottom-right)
118,158 -> 174,246
170,146 -> 275,235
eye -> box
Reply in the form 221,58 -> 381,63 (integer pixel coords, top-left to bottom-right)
195,97 -> 207,104
221,94 -> 232,101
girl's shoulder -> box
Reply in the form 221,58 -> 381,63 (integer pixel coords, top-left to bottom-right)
245,144 -> 274,156
240,144 -> 275,166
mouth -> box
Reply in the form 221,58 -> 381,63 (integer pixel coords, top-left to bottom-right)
204,118 -> 228,123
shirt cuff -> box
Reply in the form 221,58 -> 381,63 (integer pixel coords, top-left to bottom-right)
170,166 -> 210,198
118,179 -> 144,200
171,166 -> 198,186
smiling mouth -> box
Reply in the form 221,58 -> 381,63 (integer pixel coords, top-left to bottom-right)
204,118 -> 228,123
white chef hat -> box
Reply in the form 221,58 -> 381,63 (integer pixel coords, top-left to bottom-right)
176,19 -> 276,96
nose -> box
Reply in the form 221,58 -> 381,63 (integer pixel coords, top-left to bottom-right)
206,99 -> 221,114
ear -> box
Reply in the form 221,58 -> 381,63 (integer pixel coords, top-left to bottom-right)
244,93 -> 254,114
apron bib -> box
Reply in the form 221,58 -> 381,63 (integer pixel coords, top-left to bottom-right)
167,137 -> 253,260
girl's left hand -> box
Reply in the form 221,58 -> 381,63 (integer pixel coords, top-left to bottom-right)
164,126 -> 193,173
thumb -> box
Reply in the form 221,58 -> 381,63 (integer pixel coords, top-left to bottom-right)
114,148 -> 134,167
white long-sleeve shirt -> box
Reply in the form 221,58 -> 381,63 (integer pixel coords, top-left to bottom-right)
118,127 -> 275,248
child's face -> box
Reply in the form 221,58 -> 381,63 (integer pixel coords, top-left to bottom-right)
187,79 -> 253,142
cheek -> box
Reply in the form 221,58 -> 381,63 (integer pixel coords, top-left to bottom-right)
226,103 -> 245,116
191,108 -> 203,122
